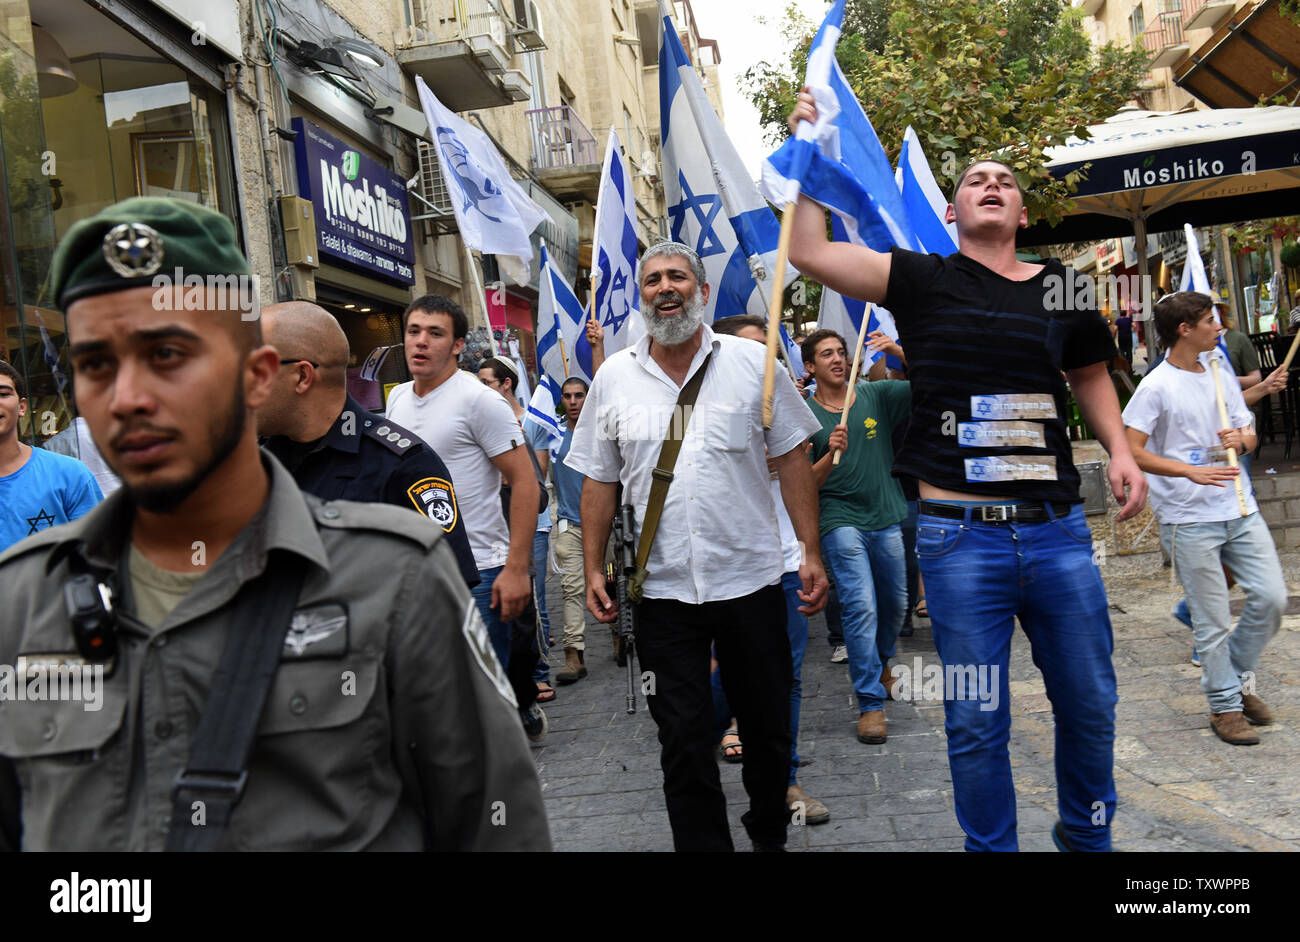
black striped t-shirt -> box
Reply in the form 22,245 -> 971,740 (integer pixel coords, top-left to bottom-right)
883,247 -> 1116,502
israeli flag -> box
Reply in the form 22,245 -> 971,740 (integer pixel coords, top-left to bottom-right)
416,77 -> 546,285
760,0 -> 916,254
815,224 -> 901,371
1180,223 -> 1232,364
657,0 -> 796,321
896,127 -> 958,255
589,130 -> 644,358
524,374 -> 564,459
537,241 -> 589,385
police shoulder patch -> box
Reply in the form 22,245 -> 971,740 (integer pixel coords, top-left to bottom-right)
407,477 -> 459,532
366,416 -> 421,457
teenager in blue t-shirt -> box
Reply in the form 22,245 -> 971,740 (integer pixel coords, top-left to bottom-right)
0,362 -> 103,552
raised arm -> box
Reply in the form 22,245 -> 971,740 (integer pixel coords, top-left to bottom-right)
785,89 -> 892,304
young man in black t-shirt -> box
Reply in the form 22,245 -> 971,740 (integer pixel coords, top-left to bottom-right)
786,92 -> 1148,853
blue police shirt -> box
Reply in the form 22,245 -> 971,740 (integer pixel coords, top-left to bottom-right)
0,445 -> 103,552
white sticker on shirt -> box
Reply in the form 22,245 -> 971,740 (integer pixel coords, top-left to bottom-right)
461,605 -> 517,708
957,421 -> 1046,448
965,455 -> 1058,482
1185,445 -> 1229,467
970,394 -> 1058,421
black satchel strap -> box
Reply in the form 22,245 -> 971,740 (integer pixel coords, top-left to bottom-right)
166,551 -> 309,851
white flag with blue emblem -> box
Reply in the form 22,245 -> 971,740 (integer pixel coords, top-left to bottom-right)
657,0 -> 796,322
1180,223 -> 1232,364
537,241 -> 589,385
588,130 -> 644,359
896,127 -> 958,255
416,77 -> 546,285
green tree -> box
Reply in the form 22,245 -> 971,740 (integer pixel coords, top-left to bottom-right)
743,0 -> 1151,228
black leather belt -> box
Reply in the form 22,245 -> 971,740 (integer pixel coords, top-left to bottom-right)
918,500 -> 1076,524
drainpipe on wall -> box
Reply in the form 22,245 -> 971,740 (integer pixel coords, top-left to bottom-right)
253,63 -> 293,302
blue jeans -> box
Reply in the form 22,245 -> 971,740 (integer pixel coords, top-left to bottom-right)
471,565 -> 511,670
918,504 -> 1117,852
1160,513 -> 1285,714
532,529 -> 553,684
712,572 -> 808,786
820,524 -> 908,713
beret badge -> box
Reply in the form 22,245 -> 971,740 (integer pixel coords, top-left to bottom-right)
101,222 -> 165,278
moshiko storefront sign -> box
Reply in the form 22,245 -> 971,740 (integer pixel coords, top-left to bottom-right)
292,117 -> 415,285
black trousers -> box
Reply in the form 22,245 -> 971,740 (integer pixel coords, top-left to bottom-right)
637,584 -> 792,851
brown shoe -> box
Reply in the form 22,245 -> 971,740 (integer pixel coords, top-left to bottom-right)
556,646 -> 587,685
786,784 -> 830,825
881,663 -> 897,700
857,710 -> 887,744
1210,711 -> 1260,745
1241,693 -> 1274,726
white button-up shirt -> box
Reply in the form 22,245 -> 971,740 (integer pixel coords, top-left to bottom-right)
565,324 -> 820,604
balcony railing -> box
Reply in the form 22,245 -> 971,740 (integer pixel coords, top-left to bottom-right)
402,0 -> 512,48
526,106 -> 600,172
1144,11 -> 1190,68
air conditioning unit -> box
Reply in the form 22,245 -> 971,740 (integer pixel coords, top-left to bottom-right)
470,31 -> 509,74
511,0 -> 546,51
500,69 -> 531,102
416,141 -> 454,217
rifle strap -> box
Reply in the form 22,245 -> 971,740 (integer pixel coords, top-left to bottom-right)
628,353 -> 711,602
165,551 -> 308,851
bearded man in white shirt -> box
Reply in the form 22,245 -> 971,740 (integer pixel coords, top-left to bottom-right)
564,242 -> 827,852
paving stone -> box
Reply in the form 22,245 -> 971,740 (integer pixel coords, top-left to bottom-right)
534,546 -> 1300,851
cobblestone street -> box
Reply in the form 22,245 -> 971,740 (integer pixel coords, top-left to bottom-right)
531,548 -> 1300,852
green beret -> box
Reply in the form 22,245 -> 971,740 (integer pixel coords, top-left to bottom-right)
50,197 -> 250,310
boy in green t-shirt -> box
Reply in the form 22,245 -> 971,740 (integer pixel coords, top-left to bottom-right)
802,330 -> 911,745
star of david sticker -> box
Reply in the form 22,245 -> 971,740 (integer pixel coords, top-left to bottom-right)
26,508 -> 56,534
976,400 -> 993,417
970,462 -> 986,477
961,427 -> 977,443
102,222 -> 165,278
667,173 -> 725,258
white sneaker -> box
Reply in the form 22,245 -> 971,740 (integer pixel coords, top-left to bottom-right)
830,645 -> 848,664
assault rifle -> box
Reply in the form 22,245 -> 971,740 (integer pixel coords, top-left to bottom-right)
606,503 -> 638,714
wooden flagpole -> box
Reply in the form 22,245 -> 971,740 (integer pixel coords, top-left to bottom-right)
1281,329 -> 1300,371
762,202 -> 797,428
831,305 -> 873,466
1208,356 -> 1249,517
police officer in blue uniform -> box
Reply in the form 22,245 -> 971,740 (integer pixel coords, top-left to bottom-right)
256,301 -> 478,587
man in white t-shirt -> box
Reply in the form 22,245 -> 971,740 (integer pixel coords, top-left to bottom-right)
385,295 -> 539,672
1123,291 -> 1286,747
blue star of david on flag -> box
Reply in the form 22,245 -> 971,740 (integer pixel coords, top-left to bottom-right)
668,174 -> 725,258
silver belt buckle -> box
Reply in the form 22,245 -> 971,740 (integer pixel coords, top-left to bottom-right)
980,504 -> 1013,522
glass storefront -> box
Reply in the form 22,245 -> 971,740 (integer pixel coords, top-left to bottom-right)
0,0 -> 236,449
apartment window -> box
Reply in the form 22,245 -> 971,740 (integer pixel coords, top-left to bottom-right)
1129,4 -> 1146,46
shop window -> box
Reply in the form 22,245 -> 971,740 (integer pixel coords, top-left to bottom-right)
0,0 -> 237,448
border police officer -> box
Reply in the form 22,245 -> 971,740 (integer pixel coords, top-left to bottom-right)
257,300 -> 479,588
0,198 -> 550,851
